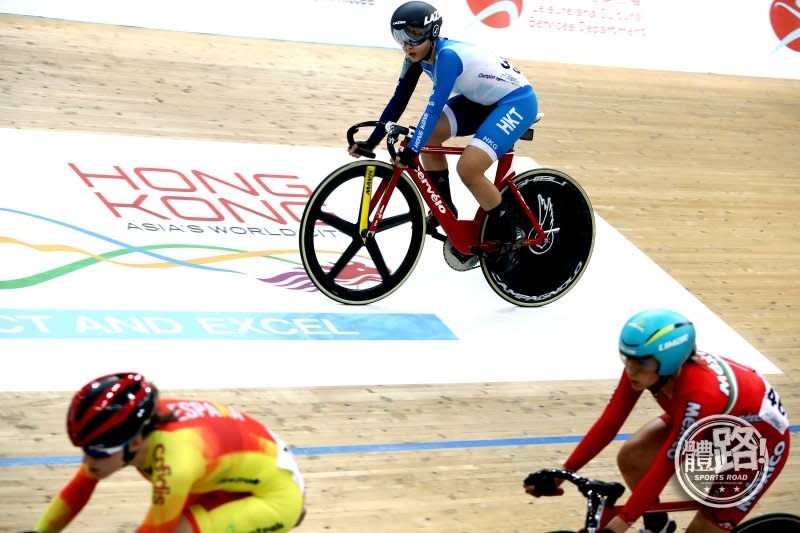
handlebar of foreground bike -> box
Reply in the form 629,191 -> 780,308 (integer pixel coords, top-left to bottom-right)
346,120 -> 413,162
524,468 -> 626,506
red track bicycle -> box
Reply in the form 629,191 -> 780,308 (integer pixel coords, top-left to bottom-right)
523,468 -> 800,533
299,119 -> 595,306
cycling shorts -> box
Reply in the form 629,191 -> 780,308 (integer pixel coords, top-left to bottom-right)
442,85 -> 537,161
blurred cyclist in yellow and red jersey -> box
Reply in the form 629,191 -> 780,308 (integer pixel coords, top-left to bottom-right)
31,372 -> 306,532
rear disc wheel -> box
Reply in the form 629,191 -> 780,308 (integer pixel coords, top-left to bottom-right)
480,168 -> 595,307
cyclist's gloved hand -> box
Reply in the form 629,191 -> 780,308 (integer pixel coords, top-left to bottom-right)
523,471 -> 564,498
348,141 -> 376,159
396,147 -> 418,169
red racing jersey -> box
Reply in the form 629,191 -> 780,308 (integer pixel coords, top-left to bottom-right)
563,352 -> 789,525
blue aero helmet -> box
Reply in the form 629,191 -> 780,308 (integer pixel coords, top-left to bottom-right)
618,309 -> 696,376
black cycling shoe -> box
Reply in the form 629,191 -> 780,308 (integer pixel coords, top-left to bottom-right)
489,227 -> 526,274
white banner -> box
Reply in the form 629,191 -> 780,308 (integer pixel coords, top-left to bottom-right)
0,128 -> 780,391
1,0 -> 797,79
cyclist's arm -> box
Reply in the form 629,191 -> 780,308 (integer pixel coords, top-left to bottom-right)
364,59 -> 423,148
615,387 -> 724,526
33,463 -> 99,533
407,48 -> 462,154
563,371 -> 642,472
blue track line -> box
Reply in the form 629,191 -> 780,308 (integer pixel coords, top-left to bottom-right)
2,425 -> 798,467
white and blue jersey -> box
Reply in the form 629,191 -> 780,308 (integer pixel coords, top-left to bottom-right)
369,37 -> 538,160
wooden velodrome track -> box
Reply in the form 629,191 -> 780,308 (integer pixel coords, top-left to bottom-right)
1,14 -> 798,532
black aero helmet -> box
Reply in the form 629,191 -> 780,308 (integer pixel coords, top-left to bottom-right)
391,1 -> 442,46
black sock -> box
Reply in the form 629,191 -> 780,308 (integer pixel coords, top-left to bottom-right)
427,169 -> 456,213
642,511 -> 669,532
487,201 -> 516,242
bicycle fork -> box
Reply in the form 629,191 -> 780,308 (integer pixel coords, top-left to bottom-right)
357,165 -> 398,240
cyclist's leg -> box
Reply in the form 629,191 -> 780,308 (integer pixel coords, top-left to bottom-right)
420,96 -> 470,218
421,113 -> 456,217
465,89 -> 536,274
617,415 -> 674,533
419,111 -> 452,171
182,469 -> 304,532
459,86 -> 536,212
457,146 -> 498,211
616,415 -> 671,488
431,95 -> 500,213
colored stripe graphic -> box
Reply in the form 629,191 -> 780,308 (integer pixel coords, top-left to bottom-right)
0,207 -> 367,293
0,208 -> 245,285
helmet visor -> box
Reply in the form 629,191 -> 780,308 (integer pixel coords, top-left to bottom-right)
83,441 -> 127,459
82,434 -> 137,458
392,25 -> 429,46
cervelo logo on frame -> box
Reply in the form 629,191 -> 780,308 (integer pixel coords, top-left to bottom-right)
466,0 -> 524,29
770,0 -> 800,52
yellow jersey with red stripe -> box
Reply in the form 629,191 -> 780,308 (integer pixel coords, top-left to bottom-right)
34,398 -> 304,532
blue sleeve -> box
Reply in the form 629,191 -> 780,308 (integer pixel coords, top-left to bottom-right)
365,60 -> 422,147
408,48 -> 463,153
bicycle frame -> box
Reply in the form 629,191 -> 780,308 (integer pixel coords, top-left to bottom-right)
602,499 -> 701,526
303,119 -> 595,306
526,468 -> 728,532
361,142 -> 548,257
574,495 -> 800,533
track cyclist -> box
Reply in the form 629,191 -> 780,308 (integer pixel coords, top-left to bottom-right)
524,309 -> 791,533
29,371 -> 306,533
348,0 -> 538,272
